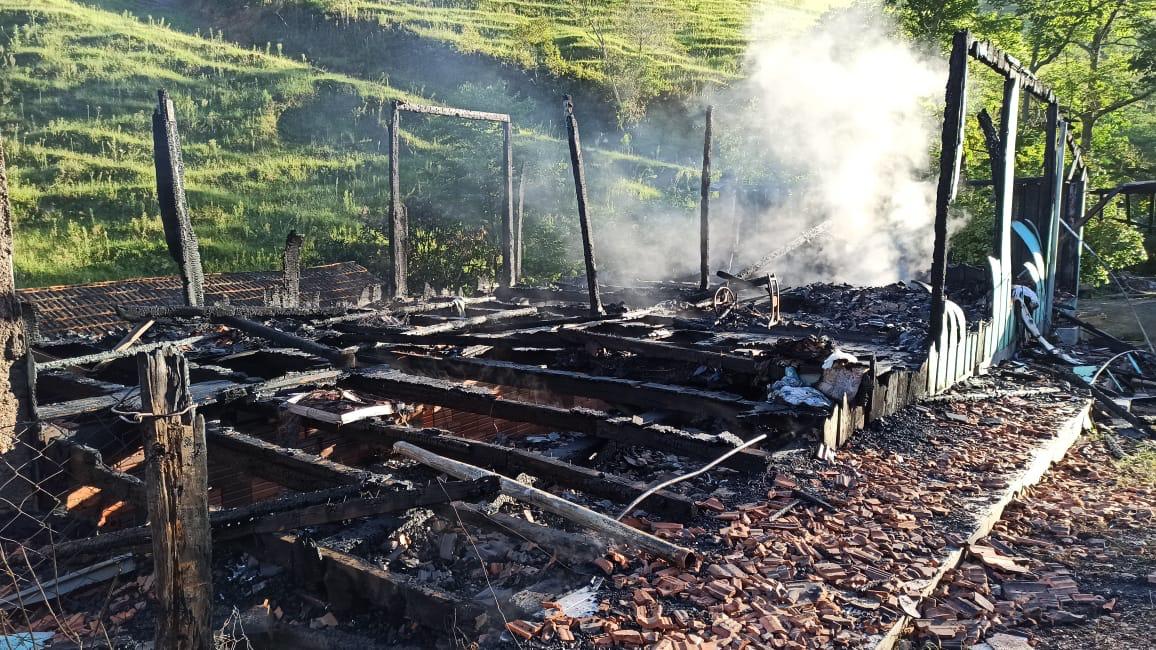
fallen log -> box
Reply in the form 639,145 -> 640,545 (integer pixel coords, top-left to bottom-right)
393,441 -> 700,568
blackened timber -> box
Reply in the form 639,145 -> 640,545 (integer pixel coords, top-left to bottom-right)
343,368 -> 771,471
37,335 -> 211,371
402,306 -> 538,336
38,368 -> 343,421
969,38 -> 1055,103
258,533 -> 480,628
929,31 -> 969,346
396,102 -> 510,123
46,436 -> 147,507
501,121 -> 516,289
379,352 -> 756,423
281,230 -> 304,307
303,417 -> 697,519
219,316 -> 356,368
699,105 -> 713,292
152,90 -> 204,307
137,347 -> 212,650
515,161 -> 526,282
563,96 -> 604,316
554,329 -> 769,376
388,101 -> 406,298
204,423 -> 380,490
213,477 -> 498,540
435,500 -> 605,563
118,305 -> 348,321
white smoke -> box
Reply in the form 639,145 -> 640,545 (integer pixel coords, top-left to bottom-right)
713,3 -> 946,285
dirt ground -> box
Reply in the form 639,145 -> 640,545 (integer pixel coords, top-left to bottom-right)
1078,294 -> 1156,346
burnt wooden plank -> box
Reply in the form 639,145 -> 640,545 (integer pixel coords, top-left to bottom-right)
563,96 -> 604,316
204,423 -> 380,490
397,102 -> 510,123
343,367 -> 771,471
304,417 -> 697,520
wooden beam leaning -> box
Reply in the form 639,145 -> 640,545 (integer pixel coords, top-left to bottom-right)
37,335 -> 211,371
301,416 -> 697,520
394,442 -> 699,567
152,90 -> 204,307
928,30 -> 970,347
699,105 -> 713,292
343,368 -> 771,471
219,316 -> 356,368
562,96 -> 604,316
136,347 -> 212,650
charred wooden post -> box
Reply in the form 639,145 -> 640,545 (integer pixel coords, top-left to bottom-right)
995,78 -> 1021,268
699,105 -> 713,291
1042,103 -> 1066,325
976,109 -> 1001,189
281,230 -> 304,308
136,347 -> 212,650
501,121 -> 516,289
515,161 -> 527,283
388,100 -> 407,298
152,90 -> 205,307
928,31 -> 970,344
0,141 -> 34,505
563,96 -> 604,316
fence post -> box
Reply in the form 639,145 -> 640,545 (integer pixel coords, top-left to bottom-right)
699,105 -> 713,291
137,347 -> 212,650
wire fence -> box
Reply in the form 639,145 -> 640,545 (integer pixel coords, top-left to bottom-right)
0,418 -> 148,647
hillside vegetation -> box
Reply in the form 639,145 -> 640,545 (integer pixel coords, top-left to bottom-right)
0,0 -> 698,288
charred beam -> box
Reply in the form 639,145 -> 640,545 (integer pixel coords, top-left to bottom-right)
118,305 -> 348,321
204,423 -> 379,490
402,306 -> 538,336
303,417 -> 697,520
501,121 -> 515,289
396,102 -> 510,123
343,368 -> 772,471
152,90 -> 204,307
394,442 -> 699,567
281,230 -> 304,308
37,335 -> 211,371
258,533 -> 480,628
219,316 -> 356,368
929,30 -> 969,347
388,101 -> 407,298
699,105 -> 713,292
562,96 -> 604,316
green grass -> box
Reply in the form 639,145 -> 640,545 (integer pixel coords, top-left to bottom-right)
0,0 -> 710,289
315,0 -> 848,87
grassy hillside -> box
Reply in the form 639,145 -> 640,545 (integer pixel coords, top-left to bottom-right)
303,0 -> 848,122
0,0 -> 701,288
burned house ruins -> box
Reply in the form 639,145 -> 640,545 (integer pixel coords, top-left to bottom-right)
0,31 -> 1150,650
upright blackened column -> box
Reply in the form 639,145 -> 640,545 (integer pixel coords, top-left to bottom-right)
153,90 -> 205,306
562,96 -> 604,316
282,230 -> 304,308
388,100 -> 407,298
516,161 -> 527,283
500,121 -> 516,289
699,106 -> 713,291
928,31 -> 970,345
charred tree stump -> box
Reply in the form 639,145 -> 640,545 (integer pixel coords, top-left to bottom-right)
699,106 -> 713,291
152,90 -> 205,307
388,101 -> 407,298
136,347 -> 212,650
563,96 -> 604,316
928,31 -> 970,346
501,121 -> 516,289
0,141 -> 34,506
